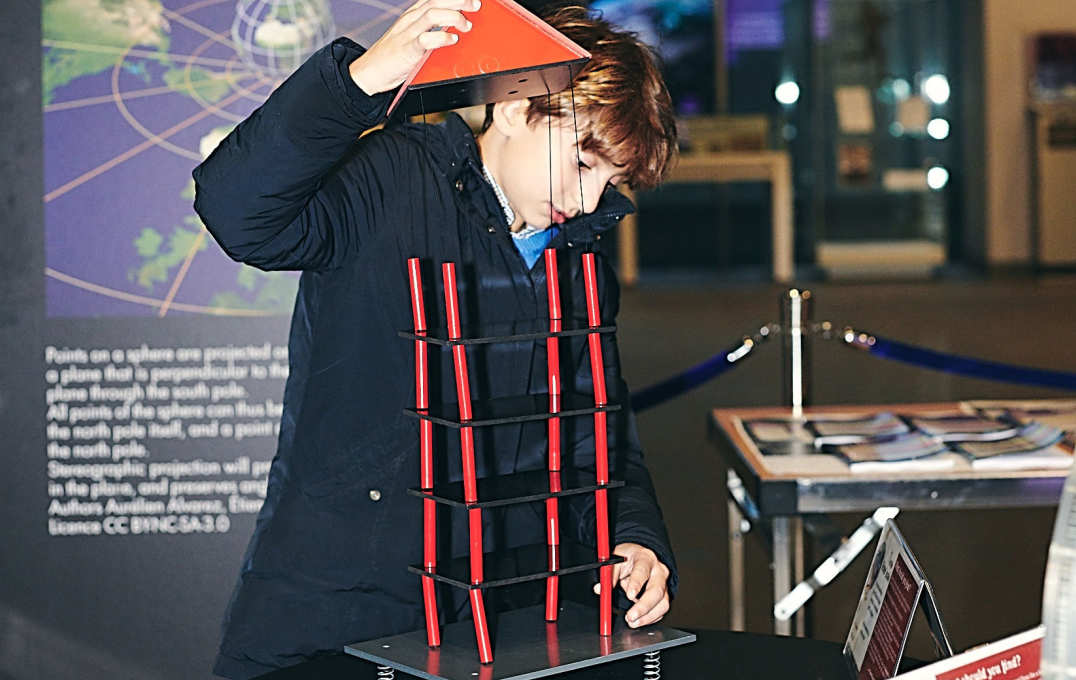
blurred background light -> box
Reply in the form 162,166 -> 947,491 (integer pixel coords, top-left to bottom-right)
923,74 -> 951,104
927,165 -> 950,189
775,80 -> 801,105
927,118 -> 951,139
891,78 -> 912,99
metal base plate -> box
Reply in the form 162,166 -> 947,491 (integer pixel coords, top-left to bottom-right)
344,602 -> 695,680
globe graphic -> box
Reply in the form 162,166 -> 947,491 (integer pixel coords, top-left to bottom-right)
42,0 -> 405,318
232,0 -> 336,78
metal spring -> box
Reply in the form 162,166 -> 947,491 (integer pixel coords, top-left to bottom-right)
642,650 -> 661,680
376,665 -> 395,679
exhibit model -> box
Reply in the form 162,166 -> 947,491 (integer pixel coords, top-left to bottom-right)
346,252 -> 691,678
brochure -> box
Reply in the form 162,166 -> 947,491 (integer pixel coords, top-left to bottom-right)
833,433 -> 954,474
740,408 -> 1073,473
907,413 -> 1020,442
951,422 -> 1072,470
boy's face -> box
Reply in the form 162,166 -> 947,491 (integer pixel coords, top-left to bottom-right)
488,100 -> 625,230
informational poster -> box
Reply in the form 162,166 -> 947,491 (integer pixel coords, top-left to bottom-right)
1,1 -> 409,678
846,527 -> 922,679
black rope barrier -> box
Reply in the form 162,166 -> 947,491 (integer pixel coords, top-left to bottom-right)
631,325 -> 776,412
629,320 -> 1076,414
839,327 -> 1076,391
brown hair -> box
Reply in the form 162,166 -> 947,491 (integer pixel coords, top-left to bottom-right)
482,4 -> 677,190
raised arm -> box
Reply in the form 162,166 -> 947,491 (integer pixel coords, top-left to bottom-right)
192,0 -> 479,271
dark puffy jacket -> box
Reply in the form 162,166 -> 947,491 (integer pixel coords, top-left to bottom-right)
193,38 -> 676,679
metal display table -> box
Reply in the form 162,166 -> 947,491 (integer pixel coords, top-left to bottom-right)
708,400 -> 1073,637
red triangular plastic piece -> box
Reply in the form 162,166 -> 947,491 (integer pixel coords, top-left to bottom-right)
387,0 -> 590,116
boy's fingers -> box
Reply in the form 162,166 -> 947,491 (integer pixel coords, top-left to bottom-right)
613,554 -> 630,581
400,0 -> 479,29
416,30 -> 458,49
619,556 -> 650,602
409,8 -> 472,40
627,591 -> 670,628
625,561 -> 671,627
592,559 -> 628,596
606,552 -> 628,589
417,0 -> 480,10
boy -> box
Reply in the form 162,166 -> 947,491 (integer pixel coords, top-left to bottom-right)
193,2 -> 679,677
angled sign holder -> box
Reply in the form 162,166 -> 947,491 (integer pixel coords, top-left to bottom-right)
387,0 -> 590,117
844,520 -> 954,680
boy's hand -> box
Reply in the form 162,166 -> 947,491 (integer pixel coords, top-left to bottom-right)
349,0 -> 480,95
593,542 -> 671,628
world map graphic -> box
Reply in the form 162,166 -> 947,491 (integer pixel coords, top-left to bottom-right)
43,0 -> 408,317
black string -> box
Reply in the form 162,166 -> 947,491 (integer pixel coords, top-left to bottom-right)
567,65 -> 585,224
546,86 -> 553,234
420,89 -> 431,250
420,90 -> 429,155
420,90 -> 433,320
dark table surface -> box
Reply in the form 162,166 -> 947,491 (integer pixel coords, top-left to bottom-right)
256,628 -> 920,680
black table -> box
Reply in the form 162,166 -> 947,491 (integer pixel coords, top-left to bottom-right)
257,627 -> 922,679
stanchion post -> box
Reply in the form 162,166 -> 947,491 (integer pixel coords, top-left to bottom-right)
777,289 -> 811,638
728,470 -> 747,632
780,289 -> 811,418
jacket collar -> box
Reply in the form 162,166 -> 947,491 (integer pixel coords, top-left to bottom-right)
434,113 -> 636,245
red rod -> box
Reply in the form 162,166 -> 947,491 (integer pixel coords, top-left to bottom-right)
409,260 -> 437,565
545,622 -> 562,668
469,588 -> 494,665
426,647 -> 441,677
548,418 -> 561,469
421,578 -> 440,646
547,502 -> 561,544
408,259 -> 434,487
545,572 -> 560,622
582,254 -> 614,637
592,412 -> 609,484
408,258 -> 440,648
599,563 -> 614,636
597,486 -> 612,636
468,506 -> 484,582
595,489 -> 611,561
442,263 -> 478,504
423,501 -> 437,569
543,248 -> 563,621
545,490 -> 561,621
545,248 -> 563,319
582,255 -> 610,484
443,262 -> 492,662
545,493 -> 561,621
599,630 -> 613,656
545,248 -> 563,466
